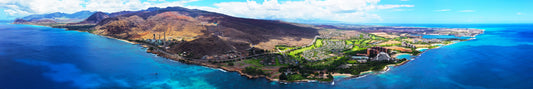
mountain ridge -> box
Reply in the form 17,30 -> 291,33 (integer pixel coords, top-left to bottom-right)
91,6 -> 318,59
12,6 -> 319,59
20,11 -> 95,23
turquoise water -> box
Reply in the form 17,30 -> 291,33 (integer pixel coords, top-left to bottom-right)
416,48 -> 428,52
396,54 -> 415,60
1,23 -> 533,89
333,75 -> 350,80
395,54 -> 414,60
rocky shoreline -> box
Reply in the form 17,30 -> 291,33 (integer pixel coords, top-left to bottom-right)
22,23 -> 477,83
143,43 -> 417,83
57,27 -> 421,83
142,43 -> 275,80
9,23 -> 286,82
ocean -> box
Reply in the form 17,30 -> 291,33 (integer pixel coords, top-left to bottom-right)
1,23 -> 532,89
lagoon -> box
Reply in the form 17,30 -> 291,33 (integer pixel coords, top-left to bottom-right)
416,48 -> 428,52
395,54 -> 414,60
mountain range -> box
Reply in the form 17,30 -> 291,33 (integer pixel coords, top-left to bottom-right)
20,11 -> 95,23
14,6 -> 319,59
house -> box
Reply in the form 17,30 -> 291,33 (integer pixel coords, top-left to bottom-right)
401,42 -> 417,49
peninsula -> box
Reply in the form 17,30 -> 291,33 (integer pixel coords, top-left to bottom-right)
13,6 -> 484,82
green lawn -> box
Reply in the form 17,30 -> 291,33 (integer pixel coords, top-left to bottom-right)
289,46 -> 312,56
346,40 -> 354,45
315,39 -> 323,48
379,43 -> 401,47
347,60 -> 358,64
308,57 -> 340,67
351,45 -> 360,51
287,39 -> 324,58
243,59 -> 264,67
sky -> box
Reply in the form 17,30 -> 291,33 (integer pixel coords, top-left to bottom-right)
0,0 -> 532,24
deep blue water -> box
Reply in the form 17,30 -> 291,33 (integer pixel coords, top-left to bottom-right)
1,23 -> 533,89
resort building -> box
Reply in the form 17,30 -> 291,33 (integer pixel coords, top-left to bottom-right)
367,47 -> 389,57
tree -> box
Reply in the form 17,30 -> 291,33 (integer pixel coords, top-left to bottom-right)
327,74 -> 333,79
279,73 -> 288,80
243,67 -> 264,75
228,62 -> 234,66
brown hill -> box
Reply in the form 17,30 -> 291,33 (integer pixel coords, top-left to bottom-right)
67,12 -> 110,25
81,12 -> 110,24
93,7 -> 318,59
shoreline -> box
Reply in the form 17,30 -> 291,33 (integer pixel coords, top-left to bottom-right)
64,29 -> 434,83
22,23 -> 479,83
100,35 -> 138,44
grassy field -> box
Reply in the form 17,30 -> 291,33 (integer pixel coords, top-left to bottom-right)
243,59 -> 264,67
307,57 -> 341,67
288,47 -> 312,56
346,40 -> 354,45
347,60 -> 358,64
287,39 -> 324,59
315,39 -> 323,48
351,45 -> 361,51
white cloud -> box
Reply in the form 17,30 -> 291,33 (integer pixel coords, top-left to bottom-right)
0,0 -> 196,15
517,12 -> 523,15
435,9 -> 451,12
0,0 -> 85,15
0,0 -> 412,23
189,0 -> 414,23
459,10 -> 475,12
3,9 -> 31,16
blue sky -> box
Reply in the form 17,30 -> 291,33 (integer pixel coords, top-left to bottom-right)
0,0 -> 532,24
375,0 -> 533,23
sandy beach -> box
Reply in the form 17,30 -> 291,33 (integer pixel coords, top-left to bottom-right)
332,73 -> 353,77
392,53 -> 411,58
